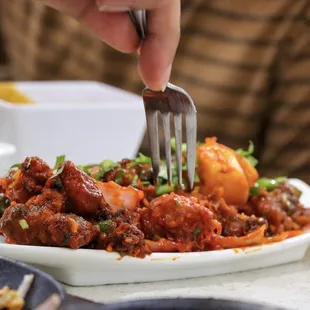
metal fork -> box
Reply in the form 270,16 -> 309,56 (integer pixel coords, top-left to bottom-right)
129,10 -> 197,189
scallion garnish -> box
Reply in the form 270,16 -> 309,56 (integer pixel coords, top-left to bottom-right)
19,219 -> 29,230
50,165 -> 65,179
26,157 -> 33,169
250,177 -> 288,196
95,160 -> 119,180
98,220 -> 115,234
170,138 -> 187,153
134,153 -> 152,165
156,184 -> 175,196
4,163 -> 21,177
63,232 -> 72,246
193,228 -> 201,242
54,155 -> 66,170
115,169 -> 125,185
236,141 -> 258,167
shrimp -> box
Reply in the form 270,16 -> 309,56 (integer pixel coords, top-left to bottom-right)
97,181 -> 144,213
197,137 -> 259,205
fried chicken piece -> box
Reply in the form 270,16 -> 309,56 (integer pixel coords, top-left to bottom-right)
203,197 -> 267,237
95,208 -> 150,257
140,193 -> 221,251
39,213 -> 99,249
0,204 -> 53,245
244,183 -> 304,235
25,188 -> 66,213
97,222 -> 150,258
5,157 -> 53,203
180,189 -> 267,238
0,204 -> 99,248
60,161 -> 108,216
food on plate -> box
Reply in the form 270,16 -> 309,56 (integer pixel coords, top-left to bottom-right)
0,274 -> 61,310
0,137 -> 309,258
197,137 -> 258,205
0,82 -> 33,104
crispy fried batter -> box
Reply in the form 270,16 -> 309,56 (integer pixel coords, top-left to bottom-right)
97,222 -> 150,258
140,193 -> 221,251
0,204 -> 99,248
244,183 -> 304,235
5,157 -> 53,203
60,161 -> 108,216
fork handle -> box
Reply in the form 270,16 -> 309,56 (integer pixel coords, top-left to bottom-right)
128,10 -> 147,40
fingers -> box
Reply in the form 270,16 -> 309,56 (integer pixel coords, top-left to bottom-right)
138,1 -> 180,91
43,0 -> 181,91
96,0 -> 172,10
98,0 -> 181,90
43,0 -> 140,53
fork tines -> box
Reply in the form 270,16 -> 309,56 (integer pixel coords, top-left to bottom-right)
143,83 -> 197,190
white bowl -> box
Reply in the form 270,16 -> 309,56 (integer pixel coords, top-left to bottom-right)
0,81 -> 146,172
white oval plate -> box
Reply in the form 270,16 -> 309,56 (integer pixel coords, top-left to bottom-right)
1,179 -> 310,287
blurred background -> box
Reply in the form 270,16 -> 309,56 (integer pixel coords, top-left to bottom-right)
0,0 -> 309,182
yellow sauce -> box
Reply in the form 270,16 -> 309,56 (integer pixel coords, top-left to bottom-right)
0,83 -> 33,104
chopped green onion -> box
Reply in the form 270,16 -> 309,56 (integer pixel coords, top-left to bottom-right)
63,232 -> 72,246
115,169 -> 125,185
19,219 -> 29,230
54,155 -> 66,169
158,162 -> 169,180
236,140 -> 255,157
4,163 -> 21,177
131,175 -> 139,187
96,160 -> 119,180
135,153 -> 152,165
245,156 -> 259,168
250,177 -> 288,196
256,177 -> 287,191
156,184 -> 175,196
54,179 -> 62,190
171,138 -> 187,153
98,220 -> 115,234
50,164 -> 65,179
249,186 -> 260,196
9,163 -> 21,170
26,157 -> 33,169
78,164 -> 98,176
193,228 -> 201,242
236,141 -> 259,167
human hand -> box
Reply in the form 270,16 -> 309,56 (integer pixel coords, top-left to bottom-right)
43,0 -> 181,91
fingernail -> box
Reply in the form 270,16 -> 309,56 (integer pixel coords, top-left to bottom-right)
161,64 -> 172,92
97,5 -> 129,12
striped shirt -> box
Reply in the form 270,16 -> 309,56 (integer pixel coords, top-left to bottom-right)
1,0 -> 310,183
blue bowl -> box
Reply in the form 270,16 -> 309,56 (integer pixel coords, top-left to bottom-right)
0,257 -> 66,310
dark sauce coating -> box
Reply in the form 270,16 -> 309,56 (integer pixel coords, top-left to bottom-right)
0,156 -> 309,258
5,157 -> 53,203
242,183 -> 306,235
60,161 -> 108,216
140,193 -> 221,252
0,203 -> 99,248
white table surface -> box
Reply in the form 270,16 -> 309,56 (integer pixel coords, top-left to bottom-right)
65,249 -> 310,310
